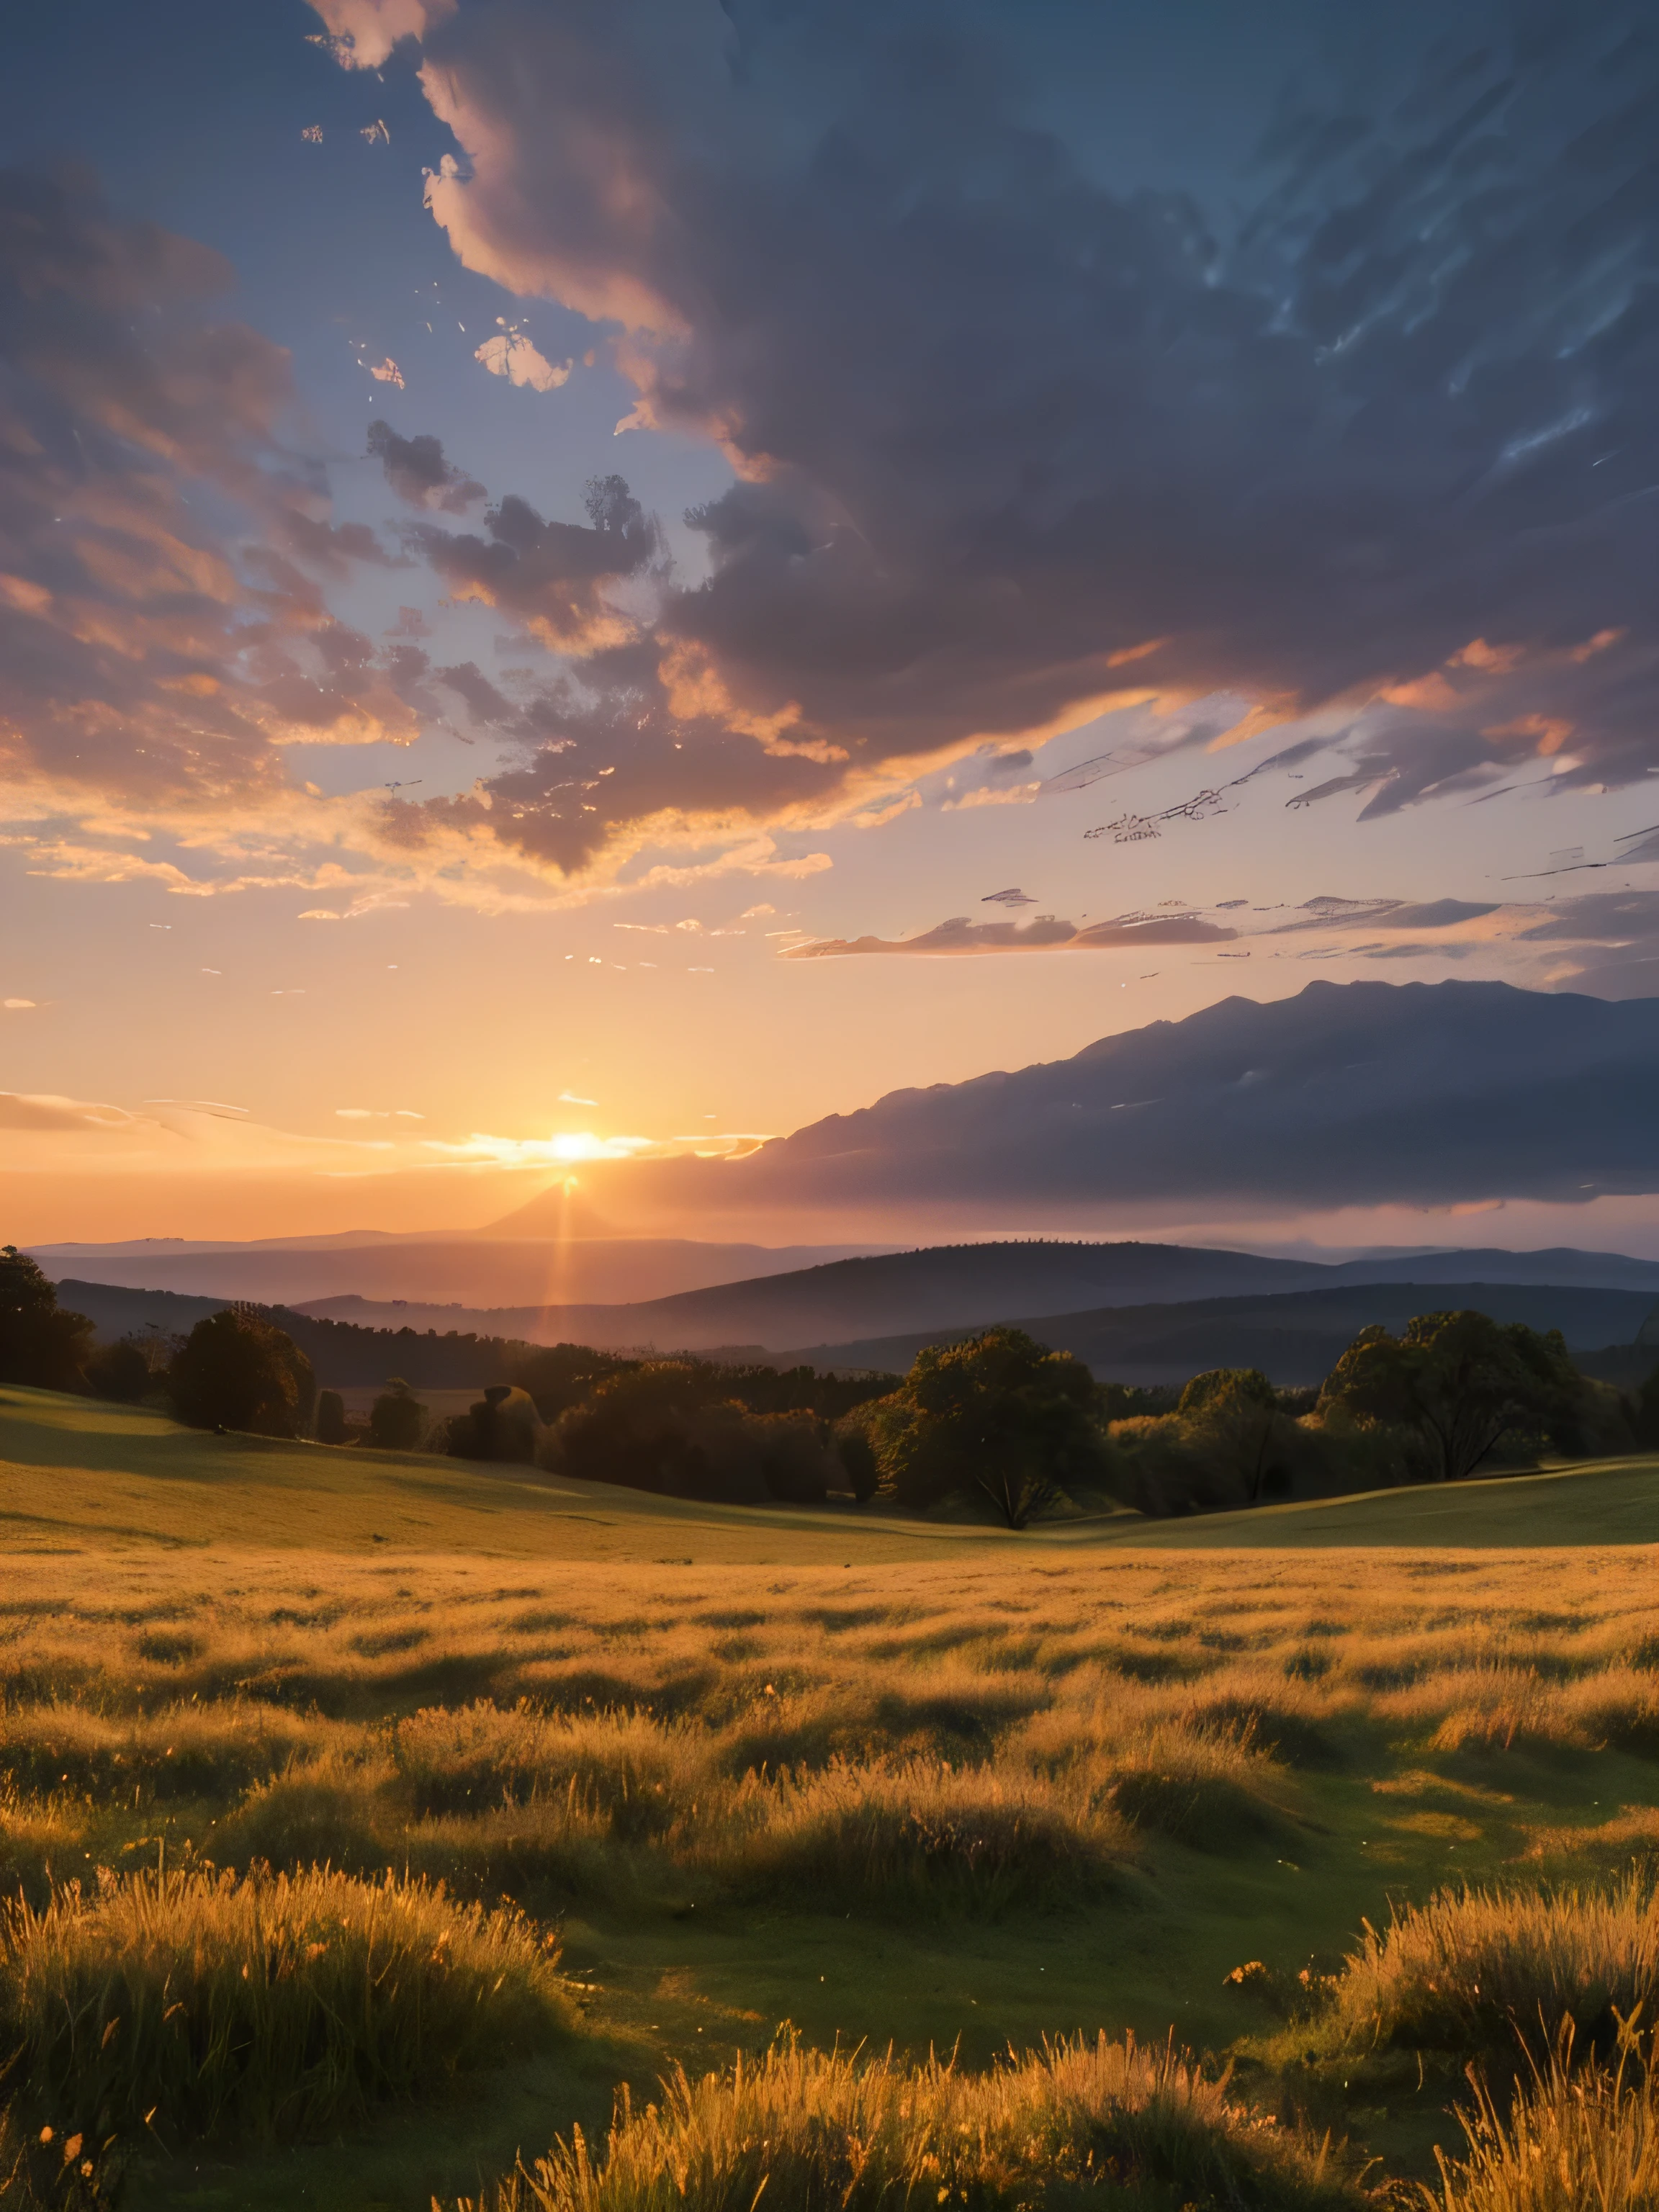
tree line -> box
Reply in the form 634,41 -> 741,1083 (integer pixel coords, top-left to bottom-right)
1,1244 -> 1651,1524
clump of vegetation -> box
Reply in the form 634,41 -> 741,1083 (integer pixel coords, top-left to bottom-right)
1305,1878 -> 1659,2072
454,2031 -> 1361,2212
1421,2023 -> 1659,2211
369,1377 -> 426,1450
0,1863 -> 574,2145
855,1326 -> 1108,1526
0,1251 -> 91,1391
1318,1312 -> 1588,1483
315,1387 -> 349,1444
539,1364 -> 859,1503
167,1308 -> 315,1437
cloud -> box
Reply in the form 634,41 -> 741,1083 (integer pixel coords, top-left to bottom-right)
0,167 -> 421,830
305,0 -> 1659,863
367,421 -> 485,513
786,912 -> 1236,958
0,1091 -> 138,1132
780,887 -> 1659,986
474,328 -> 570,391
307,0 -> 454,69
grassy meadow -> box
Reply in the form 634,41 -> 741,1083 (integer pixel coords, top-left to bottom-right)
2,1384 -> 1658,2208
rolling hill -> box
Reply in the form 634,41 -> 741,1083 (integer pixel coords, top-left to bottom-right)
765,1279 -> 1659,1384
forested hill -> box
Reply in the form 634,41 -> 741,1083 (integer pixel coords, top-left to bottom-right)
54,1280 -> 569,1391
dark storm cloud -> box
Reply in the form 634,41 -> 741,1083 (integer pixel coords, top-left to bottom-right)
362,0 -> 1659,870
366,420 -> 485,513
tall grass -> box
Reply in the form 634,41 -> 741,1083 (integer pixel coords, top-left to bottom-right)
1313,1878 -> 1659,2064
454,2033 -> 1361,2212
0,1864 -> 574,2143
1420,2026 -> 1659,2211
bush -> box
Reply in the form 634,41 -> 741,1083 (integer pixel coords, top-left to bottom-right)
541,1370 -> 841,1505
369,1379 -> 424,1451
449,1385 -> 546,1463
167,1309 -> 315,1438
451,2029 -> 1360,2212
0,1249 -> 91,1390
0,1864 -> 574,2144
315,1388 -> 349,1444
81,1339 -> 150,1403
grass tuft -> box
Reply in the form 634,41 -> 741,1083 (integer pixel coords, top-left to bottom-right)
451,2031 -> 1361,2212
1419,2024 -> 1659,2211
0,1863 -> 575,2145
1314,1876 -> 1659,2067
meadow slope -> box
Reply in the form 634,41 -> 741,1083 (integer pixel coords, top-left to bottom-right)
1,1387 -> 1658,2208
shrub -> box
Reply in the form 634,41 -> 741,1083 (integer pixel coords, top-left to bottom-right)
369,1379 -> 424,1451
0,1250 -> 92,1391
315,1388 -> 349,1444
167,1309 -> 315,1438
0,1864 -> 574,2144
81,1339 -> 150,1403
452,2030 -> 1361,2212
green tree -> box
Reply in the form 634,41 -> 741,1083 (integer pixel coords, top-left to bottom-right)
1177,1367 -> 1293,1503
168,1308 -> 315,1438
876,1327 -> 1106,1528
1318,1310 -> 1579,1482
0,1247 -> 92,1389
369,1378 -> 425,1451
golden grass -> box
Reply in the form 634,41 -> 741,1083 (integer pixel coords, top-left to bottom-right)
0,1544 -> 1655,1920
0,1864 -> 574,2144
1312,1878 -> 1659,2069
1420,2027 -> 1659,2211
453,2032 -> 1361,2212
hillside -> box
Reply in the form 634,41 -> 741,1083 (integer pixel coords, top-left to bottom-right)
30,1233 -> 884,1308
771,1279 -> 1659,1384
4,1385 -> 1658,1555
55,1236 -> 1659,1361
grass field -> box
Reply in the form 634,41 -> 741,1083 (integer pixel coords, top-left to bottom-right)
2,1385 -> 1658,2208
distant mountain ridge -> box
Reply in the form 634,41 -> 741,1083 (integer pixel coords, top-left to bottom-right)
58,1236 -> 1659,1362
621,979 -> 1659,1219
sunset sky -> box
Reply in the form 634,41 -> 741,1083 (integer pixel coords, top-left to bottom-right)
6,0 -> 1659,1246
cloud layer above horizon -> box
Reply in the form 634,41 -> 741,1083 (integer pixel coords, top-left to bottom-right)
5,0 -> 1659,914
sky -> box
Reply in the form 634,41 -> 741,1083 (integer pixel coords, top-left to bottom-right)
6,0 -> 1659,1247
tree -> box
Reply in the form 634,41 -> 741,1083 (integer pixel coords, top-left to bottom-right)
1177,1367 -> 1293,1503
84,1338 -> 152,1403
168,1308 -> 315,1438
0,1247 -> 93,1390
875,1327 -> 1107,1528
315,1390 -> 349,1444
1318,1310 -> 1579,1482
369,1378 -> 424,1450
